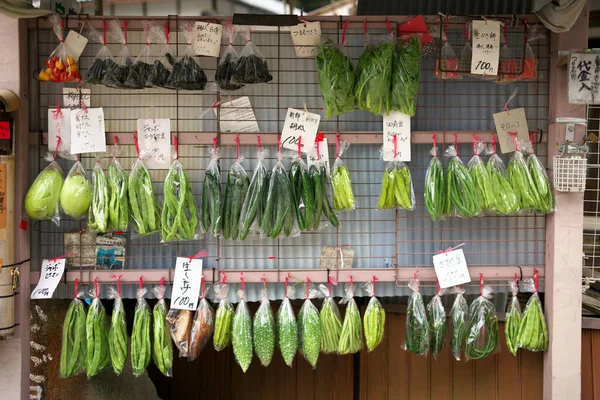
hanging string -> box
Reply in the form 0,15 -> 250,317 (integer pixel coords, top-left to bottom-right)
188,249 -> 207,263
464,22 -> 470,42
341,20 -> 349,47
336,132 -> 341,158
133,131 -> 141,159
261,274 -> 267,292
144,21 -> 150,46
503,22 -> 508,45
164,22 -> 169,44
529,133 -> 536,155
372,275 -> 378,297
413,269 -> 419,280
117,274 -> 122,295
315,133 -> 324,159
53,136 -> 62,161
444,15 -> 449,43
438,242 -> 466,255
212,137 -> 218,158
73,278 -> 80,299
173,136 -> 179,160
514,273 -> 519,288
248,26 -> 252,43
385,19 -> 392,35
278,135 -> 282,156
235,134 -> 240,161
94,277 -> 99,298
60,19 -> 65,43
349,274 -> 354,293
124,20 -> 129,46
103,19 -> 107,46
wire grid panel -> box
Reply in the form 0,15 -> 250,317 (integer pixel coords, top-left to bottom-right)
553,155 -> 587,192
584,105 -> 600,278
28,17 -> 549,300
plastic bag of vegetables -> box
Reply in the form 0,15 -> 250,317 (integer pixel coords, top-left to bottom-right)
404,273 -> 429,355
85,20 -> 114,84
486,136 -> 519,215
232,26 -> 273,85
124,21 -> 153,89
129,133 -> 161,236
424,134 -> 445,221
239,143 -> 268,240
60,279 -> 87,378
331,138 -> 355,211
443,135 -> 481,218
505,276 -> 522,356
37,14 -> 81,83
517,270 -> 548,352
319,278 -> 342,354
507,135 -> 541,213
289,143 -> 315,232
107,282 -> 127,375
88,160 -> 110,233
355,29 -> 393,115
189,278 -> 215,361
202,140 -> 222,238
377,148 -> 415,211
166,22 -> 207,90
25,161 -> 64,226
102,20 -> 133,88
222,138 -> 250,240
427,283 -> 446,357
216,22 -> 244,91
152,280 -> 173,376
131,282 -> 152,377
166,308 -> 192,358
390,36 -> 421,116
338,277 -> 363,355
108,139 -> 129,232
467,136 -> 495,213
146,23 -> 174,88
232,276 -> 253,373
526,143 -> 553,214
298,279 -> 321,369
449,285 -> 468,361
278,280 -> 298,367
465,275 -> 499,360
309,139 -> 339,230
434,24 -> 459,80
363,276 -> 385,352
214,278 -> 234,352
86,279 -> 110,379
254,279 -> 275,367
61,160 -> 92,219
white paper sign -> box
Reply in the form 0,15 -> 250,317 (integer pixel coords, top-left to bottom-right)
470,20 -> 501,76
64,30 -> 88,62
137,119 -> 171,169
281,108 -> 321,153
193,21 -> 222,57
171,257 -> 203,311
63,88 -> 91,110
214,96 -> 260,133
492,107 -> 531,153
383,111 -> 411,162
568,52 -> 600,104
48,108 -> 71,154
432,249 -> 471,289
307,138 -> 330,173
289,22 -> 321,57
70,108 -> 107,154
31,259 -> 66,299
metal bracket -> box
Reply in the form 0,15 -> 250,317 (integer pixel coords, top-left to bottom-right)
548,117 -> 587,141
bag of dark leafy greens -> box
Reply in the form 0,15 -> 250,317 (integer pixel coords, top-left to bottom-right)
124,21 -> 154,89
85,20 -> 115,84
146,23 -> 175,88
390,35 -> 421,116
216,22 -> 244,91
102,20 -> 133,88
232,26 -> 273,85
166,22 -> 208,91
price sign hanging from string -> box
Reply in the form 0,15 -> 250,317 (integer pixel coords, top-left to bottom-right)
470,20 -> 501,76
432,244 -> 471,289
171,251 -> 205,311
383,111 -> 411,161
281,107 -> 321,153
31,258 -> 66,299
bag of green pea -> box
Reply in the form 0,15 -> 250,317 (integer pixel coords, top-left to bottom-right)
60,279 -> 87,379
298,279 -> 321,369
86,279 -> 110,379
319,278 -> 342,354
253,281 -> 275,367
517,270 -> 548,352
277,281 -> 298,367
232,276 -> 253,372
505,277 -> 522,356
486,136 -> 520,215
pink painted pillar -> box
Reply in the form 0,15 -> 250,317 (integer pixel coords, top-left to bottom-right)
544,4 -> 589,399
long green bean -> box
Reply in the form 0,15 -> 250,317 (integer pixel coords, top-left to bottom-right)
161,160 -> 198,242
60,296 -> 87,378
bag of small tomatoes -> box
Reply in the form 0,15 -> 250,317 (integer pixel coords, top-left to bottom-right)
38,15 -> 81,83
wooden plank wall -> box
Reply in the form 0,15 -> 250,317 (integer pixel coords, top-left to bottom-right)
582,329 -> 600,400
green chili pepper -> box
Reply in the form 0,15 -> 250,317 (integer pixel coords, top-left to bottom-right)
450,292 -> 468,361
214,297 -> 234,352
465,295 -> 498,360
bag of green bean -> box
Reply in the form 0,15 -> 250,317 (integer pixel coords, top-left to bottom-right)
88,161 -> 110,233
298,280 -> 321,369
278,283 -> 298,367
465,276 -> 499,360
152,282 -> 173,376
107,151 -> 129,232
362,279 -> 385,352
128,149 -> 161,236
338,279 -> 363,355
467,136 -> 495,213
319,280 -> 342,354
202,144 -> 222,238
486,136 -> 520,215
427,285 -> 446,358
107,286 -> 127,375
254,285 -> 275,367
239,147 -> 269,240
443,137 -> 482,218
506,137 -> 541,213
505,278 -> 522,356
449,286 -> 468,361
403,276 -> 429,355
86,281 -> 110,379
232,280 -> 253,373
131,286 -> 152,377
377,159 -> 415,211
222,148 -> 250,241
526,150 -> 553,214
60,281 -> 87,379
214,281 -> 234,352
424,135 -> 445,221
517,271 -> 548,352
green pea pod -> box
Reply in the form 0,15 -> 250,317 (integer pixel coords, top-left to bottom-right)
152,285 -> 173,377
253,290 -> 275,367
427,294 -> 446,357
277,294 -> 298,367
298,298 -> 321,369
450,291 -> 468,361
108,288 -> 127,375
404,279 -> 429,355
131,289 -> 152,377
465,291 -> 499,360
86,297 -> 110,379
60,296 -> 87,378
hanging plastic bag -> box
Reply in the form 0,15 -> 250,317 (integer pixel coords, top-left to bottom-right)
505,276 -> 522,356
152,280 -> 173,377
526,141 -> 553,214
289,141 -> 315,232
507,134 -> 541,213
232,276 -> 253,373
298,279 -> 321,369
108,282 -> 127,375
239,142 -> 268,240
189,278 -> 215,361
278,280 -> 298,367
498,24 -> 518,83
427,283 -> 447,357
166,309 -> 193,358
38,15 -> 81,83
222,138 -> 250,240
404,273 -> 429,355
331,138 -> 355,211
363,277 -> 385,352
60,279 -> 87,379
377,138 -> 415,211
166,22 -> 208,90
61,160 -> 92,219
390,35 -> 421,116
125,21 -> 154,89
518,270 -> 549,352
86,279 -> 110,379
444,135 -> 481,218
88,160 -> 110,233
338,277 -> 363,355
147,23 -> 175,88
108,138 -> 129,232
25,160 -> 64,225
319,278 -> 342,354
486,136 -> 519,215
129,134 -> 161,235
131,282 -> 152,377
102,20 -> 133,88
449,286 -> 468,361
424,134 -> 445,221
520,22 -> 537,81
310,138 -> 339,230
355,23 -> 393,115
85,20 -> 114,84
232,26 -> 273,84
216,22 -> 244,91
458,23 -> 472,73
202,140 -> 222,238
434,18 -> 459,80
465,275 -> 499,360
467,136 -> 495,213
214,279 -> 234,351
253,279 -> 275,367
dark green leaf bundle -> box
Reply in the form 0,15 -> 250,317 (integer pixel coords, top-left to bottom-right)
320,291 -> 342,354
355,38 -> 393,115
101,27 -> 133,89
517,292 -> 548,352
131,290 -> 152,376
239,149 -> 268,240
214,284 -> 234,351
108,159 -> 129,232
310,163 -> 340,229
289,158 -> 315,231
86,297 -> 110,379
277,296 -> 298,367
527,153 -> 553,214
390,36 -> 421,116
444,152 -> 482,218
465,291 -> 499,360
377,161 -> 415,211
129,159 -> 160,235
231,33 -> 273,85
60,297 -> 87,378
316,40 -> 356,118
450,291 -> 468,361
222,160 -> 250,240
363,296 -> 385,352
216,47 -> 244,91
262,160 -> 295,238
425,152 -> 445,221
338,285 -> 362,355
165,35 -> 208,92
152,293 -> 173,377
232,298 -> 253,373
202,153 -> 222,238
85,53 -> 115,84
505,287 -> 522,356
486,154 -> 520,215
125,26 -> 154,89
108,288 -> 127,375
89,162 -> 110,233
507,150 -> 540,212
331,142 -> 355,211
427,294 -> 446,357
404,280 -> 429,355
161,160 -> 199,242
253,290 -> 275,367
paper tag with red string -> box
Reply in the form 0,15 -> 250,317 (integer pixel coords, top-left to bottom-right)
470,20 -> 501,76
192,21 -> 222,57
281,107 -> 321,154
48,106 -> 71,155
31,258 -> 66,299
307,134 -> 329,172
63,88 -> 91,110
432,244 -> 471,289
383,111 -> 411,162
70,107 -> 106,154
64,30 -> 89,62
493,107 -> 530,153
214,96 -> 259,133
290,21 -> 321,57
171,256 -> 203,311
136,118 -> 171,169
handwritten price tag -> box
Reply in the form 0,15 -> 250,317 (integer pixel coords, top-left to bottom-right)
48,108 -> 71,154
281,108 -> 321,153
470,20 -> 500,76
70,108 -> 107,154
289,22 -> 321,57
63,88 -> 91,110
137,119 -> 171,169
31,259 -> 66,299
193,21 -> 222,57
307,137 -> 330,173
492,107 -> 530,153
383,111 -> 411,161
171,257 -> 203,311
64,30 -> 88,62
432,249 -> 471,289
215,96 -> 260,133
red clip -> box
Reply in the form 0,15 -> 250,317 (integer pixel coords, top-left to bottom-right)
240,273 -> 245,297
285,274 -> 290,298
73,278 -> 80,299
341,21 -> 349,47
534,268 -> 539,293
133,131 -> 141,160
113,136 -> 119,159
431,133 -> 437,150
189,249 -> 207,263
372,275 -> 378,297
305,276 -> 311,299
173,136 -> 179,160
94,277 -> 99,298
221,271 -> 227,285
139,276 -> 143,290
479,273 -> 484,296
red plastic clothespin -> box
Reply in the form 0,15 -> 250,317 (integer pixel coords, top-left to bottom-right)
315,133 -> 324,159
240,273 -> 245,298
189,249 -> 207,263
509,131 -> 519,152
94,277 -> 99,298
123,20 -> 129,46
529,133 -> 536,155
164,22 -> 169,44
173,136 -> 179,160
336,132 -> 341,158
393,134 -> 398,159
201,274 -> 206,299
285,273 -> 290,298
139,276 -> 144,290
473,134 -> 481,156
385,18 -> 392,35
372,275 -> 378,297
363,19 -> 368,43
492,135 -> 497,155
102,19 -> 107,46
73,278 -> 80,299
212,137 -> 218,157
534,268 -> 539,293
261,274 -> 267,292
453,133 -> 459,157
349,274 -> 354,293
305,276 -> 311,299
514,272 -> 519,288
113,136 -> 119,159
432,133 -> 437,151
257,135 -> 261,150
235,134 -> 240,161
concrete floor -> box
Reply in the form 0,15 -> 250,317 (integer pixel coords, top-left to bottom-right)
0,338 -> 20,399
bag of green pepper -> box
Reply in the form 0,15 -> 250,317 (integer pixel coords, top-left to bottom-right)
85,22 -> 114,85
390,36 -> 421,116
214,278 -> 234,352
131,283 -> 152,377
107,284 -> 127,376
427,283 -> 447,358
146,23 -> 175,88
465,275 -> 499,360
403,273 -> 429,356
507,135 -> 541,213
86,279 -> 110,379
152,281 -> 173,377
444,135 -> 482,218
239,145 -> 269,240
165,22 -> 207,90
215,22 -> 244,91
517,270 -> 548,352
486,136 -> 519,215
467,136 -> 495,213
289,142 -> 315,233
363,276 -> 385,352
60,279 -> 87,379
319,278 -> 342,354
424,134 -> 445,221
526,141 -> 553,214
331,139 -> 356,211
222,138 -> 250,240
338,277 -> 363,355
278,280 -> 298,367
505,276 -> 522,356
449,285 -> 468,361
232,276 -> 253,373
298,279 -> 322,369
254,281 -> 275,367
377,143 -> 415,211
202,141 -> 222,238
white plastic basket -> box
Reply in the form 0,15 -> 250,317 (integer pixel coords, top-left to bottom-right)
553,155 -> 587,192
